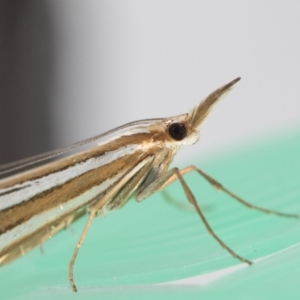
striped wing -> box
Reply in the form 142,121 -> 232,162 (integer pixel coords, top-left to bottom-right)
0,133 -> 154,265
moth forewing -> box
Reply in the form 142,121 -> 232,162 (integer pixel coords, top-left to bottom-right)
0,207 -> 87,265
0,138 -> 152,265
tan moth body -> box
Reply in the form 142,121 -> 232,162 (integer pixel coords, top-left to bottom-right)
0,78 -> 297,291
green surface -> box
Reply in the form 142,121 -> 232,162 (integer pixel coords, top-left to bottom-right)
1,130 -> 300,299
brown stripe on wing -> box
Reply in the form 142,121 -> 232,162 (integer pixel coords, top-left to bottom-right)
0,133 -> 153,189
0,150 -> 148,235
0,208 -> 87,265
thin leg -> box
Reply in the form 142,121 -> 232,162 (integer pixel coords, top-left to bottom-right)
136,167 -> 252,265
174,168 -> 252,265
69,209 -> 96,292
69,156 -> 153,292
160,165 -> 299,219
68,188 -> 120,292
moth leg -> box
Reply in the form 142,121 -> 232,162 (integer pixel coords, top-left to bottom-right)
69,156 -> 153,292
69,204 -> 97,292
136,167 -> 252,265
160,166 -> 299,219
158,166 -> 193,190
69,188 -> 126,292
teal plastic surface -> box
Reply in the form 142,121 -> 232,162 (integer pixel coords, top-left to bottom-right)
1,130 -> 300,299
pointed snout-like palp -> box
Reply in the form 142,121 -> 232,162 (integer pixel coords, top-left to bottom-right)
188,77 -> 241,131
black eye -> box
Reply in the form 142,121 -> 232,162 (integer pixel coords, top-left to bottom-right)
168,122 -> 187,141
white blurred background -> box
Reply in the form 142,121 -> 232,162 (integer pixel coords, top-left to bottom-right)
49,1 -> 300,160
1,1 -> 300,164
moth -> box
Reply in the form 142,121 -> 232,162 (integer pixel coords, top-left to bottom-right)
0,78 -> 297,292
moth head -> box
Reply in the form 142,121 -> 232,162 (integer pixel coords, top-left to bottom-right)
165,77 -> 241,146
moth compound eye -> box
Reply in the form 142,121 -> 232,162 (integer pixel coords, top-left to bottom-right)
168,122 -> 187,141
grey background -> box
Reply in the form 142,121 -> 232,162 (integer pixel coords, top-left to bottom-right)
1,1 -> 300,165
0,1 -> 54,164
